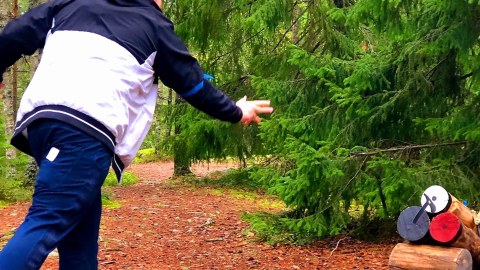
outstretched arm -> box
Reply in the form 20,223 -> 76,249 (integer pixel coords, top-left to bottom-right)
152,14 -> 273,124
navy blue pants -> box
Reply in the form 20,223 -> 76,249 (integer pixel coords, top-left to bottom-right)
0,119 -> 112,269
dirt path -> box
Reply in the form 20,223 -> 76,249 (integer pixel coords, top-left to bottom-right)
0,162 -> 397,269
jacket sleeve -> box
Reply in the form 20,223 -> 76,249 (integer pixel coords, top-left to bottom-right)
152,15 -> 242,123
0,0 -> 72,84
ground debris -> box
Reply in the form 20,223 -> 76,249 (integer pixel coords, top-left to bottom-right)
0,162 -> 398,269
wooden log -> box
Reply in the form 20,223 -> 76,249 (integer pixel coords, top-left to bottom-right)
422,185 -> 477,234
389,243 -> 472,270
430,212 -> 480,264
448,196 -> 477,234
397,206 -> 432,243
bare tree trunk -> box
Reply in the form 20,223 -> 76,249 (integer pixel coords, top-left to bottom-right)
0,0 -> 11,179
152,83 -> 163,154
162,0 -> 188,174
165,88 -> 173,137
23,0 -> 47,184
3,74 -> 15,157
1,0 -> 16,161
12,0 -> 17,120
0,0 -> 9,28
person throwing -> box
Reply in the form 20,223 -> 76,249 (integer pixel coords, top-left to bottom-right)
0,0 -> 273,269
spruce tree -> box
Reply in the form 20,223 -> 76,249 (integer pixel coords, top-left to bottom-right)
153,0 -> 480,241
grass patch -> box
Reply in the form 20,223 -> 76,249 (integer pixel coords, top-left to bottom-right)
177,168 -> 280,205
259,199 -> 287,209
101,192 -> 121,209
0,179 -> 32,203
133,148 -> 170,163
182,168 -> 264,191
103,171 -> 138,187
242,212 -> 297,245
208,189 -> 223,196
229,190 -> 258,201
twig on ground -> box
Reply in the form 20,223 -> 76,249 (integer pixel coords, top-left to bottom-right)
330,237 -> 349,257
205,238 -> 225,242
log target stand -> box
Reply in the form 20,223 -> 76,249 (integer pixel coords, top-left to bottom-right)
389,185 -> 480,270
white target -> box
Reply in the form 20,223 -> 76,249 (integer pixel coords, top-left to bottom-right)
420,185 -> 450,214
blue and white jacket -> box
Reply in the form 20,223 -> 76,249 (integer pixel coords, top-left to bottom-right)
0,0 -> 243,181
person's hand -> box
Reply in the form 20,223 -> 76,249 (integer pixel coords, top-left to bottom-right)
236,96 -> 274,125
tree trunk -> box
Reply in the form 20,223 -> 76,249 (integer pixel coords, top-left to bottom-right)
19,0 -> 47,184
376,175 -> 388,216
165,88 -> 173,138
172,94 -> 192,177
1,0 -> 17,163
152,83 -> 163,153
0,0 -> 10,180
11,0 -> 17,120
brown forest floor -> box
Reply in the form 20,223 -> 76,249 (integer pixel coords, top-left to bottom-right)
0,161 -> 398,269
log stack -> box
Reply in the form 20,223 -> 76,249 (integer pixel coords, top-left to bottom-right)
389,185 -> 480,270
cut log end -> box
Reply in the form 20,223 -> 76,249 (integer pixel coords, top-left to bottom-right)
430,212 -> 462,244
397,206 -> 431,243
421,185 -> 451,214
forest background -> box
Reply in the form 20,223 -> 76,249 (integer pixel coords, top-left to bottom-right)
1,0 -> 480,244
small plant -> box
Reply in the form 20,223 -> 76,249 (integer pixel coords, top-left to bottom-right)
242,212 -> 297,245
188,167 -> 264,192
101,192 -> 121,209
133,148 -> 170,163
0,178 -> 32,203
102,171 -> 138,187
